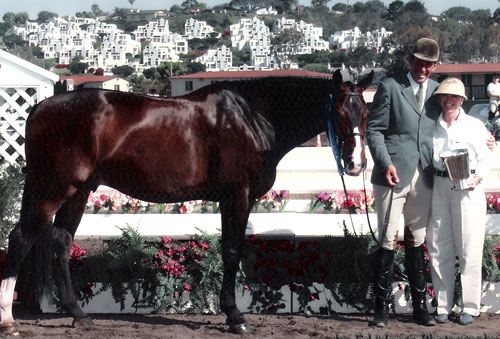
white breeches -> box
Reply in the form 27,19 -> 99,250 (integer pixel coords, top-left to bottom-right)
373,165 -> 432,250
426,176 -> 486,316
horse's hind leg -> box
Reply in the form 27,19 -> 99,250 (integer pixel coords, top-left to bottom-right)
51,189 -> 93,328
219,189 -> 252,334
0,182 -> 60,335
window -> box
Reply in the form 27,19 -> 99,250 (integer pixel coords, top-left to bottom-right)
114,85 -> 120,91
185,81 -> 193,92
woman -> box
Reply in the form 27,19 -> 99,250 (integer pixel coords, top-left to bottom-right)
427,77 -> 493,325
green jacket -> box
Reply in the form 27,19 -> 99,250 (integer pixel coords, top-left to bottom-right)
366,75 -> 440,189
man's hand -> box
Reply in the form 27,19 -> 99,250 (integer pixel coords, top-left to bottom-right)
385,165 -> 399,187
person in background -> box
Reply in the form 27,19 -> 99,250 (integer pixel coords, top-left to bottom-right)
487,75 -> 500,122
367,37 -> 441,328
427,77 -> 492,326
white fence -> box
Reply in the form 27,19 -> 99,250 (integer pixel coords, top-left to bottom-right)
75,146 -> 500,239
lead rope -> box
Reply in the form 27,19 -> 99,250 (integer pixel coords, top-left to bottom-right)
326,95 -> 357,237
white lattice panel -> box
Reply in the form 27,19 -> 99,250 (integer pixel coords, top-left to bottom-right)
0,86 -> 37,165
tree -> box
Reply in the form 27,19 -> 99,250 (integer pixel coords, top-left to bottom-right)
91,4 -> 105,17
111,65 -> 135,77
331,2 -> 349,12
2,12 -> 16,25
37,11 -> 58,23
128,0 -> 136,8
232,49 -> 252,66
68,56 -> 88,74
384,0 -> 404,21
186,61 -> 206,74
270,28 -> 304,69
3,12 -> 29,25
311,0 -> 329,11
441,6 -> 472,22
3,34 -> 26,49
170,5 -> 182,14
181,0 -> 200,12
273,0 -> 299,14
229,0 -> 267,11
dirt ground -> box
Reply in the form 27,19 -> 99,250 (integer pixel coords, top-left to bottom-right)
9,312 -> 500,338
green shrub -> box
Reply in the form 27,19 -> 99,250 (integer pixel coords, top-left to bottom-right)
0,162 -> 24,248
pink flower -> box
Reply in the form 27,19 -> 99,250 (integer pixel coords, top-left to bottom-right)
183,283 -> 192,292
199,241 -> 209,250
316,192 -> 331,202
161,236 -> 172,244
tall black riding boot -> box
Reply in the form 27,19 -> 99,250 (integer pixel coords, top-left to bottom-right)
405,245 -> 436,326
488,111 -> 496,122
371,248 -> 394,328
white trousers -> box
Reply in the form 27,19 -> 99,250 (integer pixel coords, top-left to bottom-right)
426,176 -> 486,316
489,98 -> 499,113
373,165 -> 432,250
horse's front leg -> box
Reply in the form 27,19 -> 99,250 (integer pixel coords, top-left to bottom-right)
219,188 -> 252,334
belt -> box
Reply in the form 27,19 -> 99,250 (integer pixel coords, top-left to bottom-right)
433,169 -> 475,177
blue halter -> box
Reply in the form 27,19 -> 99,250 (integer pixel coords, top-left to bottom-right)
326,94 -> 345,176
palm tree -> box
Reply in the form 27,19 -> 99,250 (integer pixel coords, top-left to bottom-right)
128,0 -> 136,8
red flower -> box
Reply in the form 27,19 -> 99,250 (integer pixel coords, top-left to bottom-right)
70,243 -> 86,261
161,236 -> 172,244
183,283 -> 192,292
309,293 -> 319,301
199,241 -> 209,250
248,234 -> 257,242
178,204 -> 187,214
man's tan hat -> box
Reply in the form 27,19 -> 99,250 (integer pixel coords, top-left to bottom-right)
433,77 -> 467,99
413,38 -> 439,62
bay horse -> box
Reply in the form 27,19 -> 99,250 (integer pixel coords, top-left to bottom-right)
0,69 -> 373,335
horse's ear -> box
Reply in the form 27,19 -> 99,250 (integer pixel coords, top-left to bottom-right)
358,70 -> 374,91
332,69 -> 343,86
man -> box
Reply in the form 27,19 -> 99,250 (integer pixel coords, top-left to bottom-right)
487,75 -> 500,122
366,37 -> 441,327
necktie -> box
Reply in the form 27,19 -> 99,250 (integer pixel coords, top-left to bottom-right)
416,84 -> 425,111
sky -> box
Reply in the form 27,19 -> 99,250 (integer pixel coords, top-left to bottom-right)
0,0 -> 498,19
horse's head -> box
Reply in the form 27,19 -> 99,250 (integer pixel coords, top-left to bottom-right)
331,69 -> 374,176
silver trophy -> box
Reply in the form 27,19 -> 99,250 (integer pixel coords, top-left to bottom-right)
440,149 -> 470,190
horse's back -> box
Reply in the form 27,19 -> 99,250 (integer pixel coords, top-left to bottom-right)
25,88 -> 275,201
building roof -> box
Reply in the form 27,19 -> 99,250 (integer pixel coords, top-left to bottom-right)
172,69 -> 332,79
59,75 -> 118,85
435,63 -> 500,74
0,49 -> 59,83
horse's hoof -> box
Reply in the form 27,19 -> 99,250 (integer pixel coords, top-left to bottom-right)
0,323 -> 20,336
229,322 -> 250,334
72,317 -> 94,329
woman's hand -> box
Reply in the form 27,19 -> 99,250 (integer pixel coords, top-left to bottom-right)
467,174 -> 482,190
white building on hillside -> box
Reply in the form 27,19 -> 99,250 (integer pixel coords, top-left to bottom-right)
195,45 -> 233,71
230,17 -> 270,51
329,26 -> 392,52
255,6 -> 278,15
184,18 -> 217,39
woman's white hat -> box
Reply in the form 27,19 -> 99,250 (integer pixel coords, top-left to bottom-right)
433,77 -> 467,100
